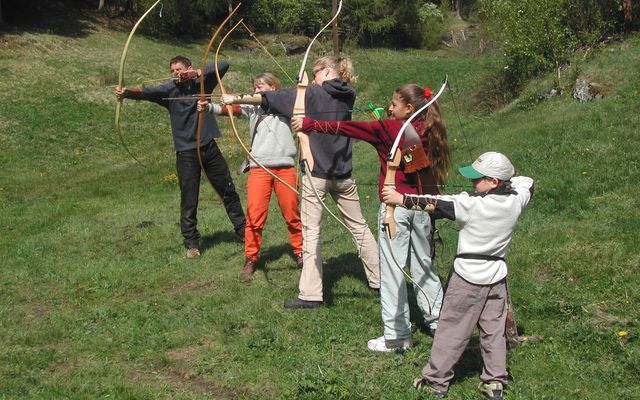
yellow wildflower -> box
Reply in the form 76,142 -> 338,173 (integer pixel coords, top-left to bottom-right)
163,173 -> 178,183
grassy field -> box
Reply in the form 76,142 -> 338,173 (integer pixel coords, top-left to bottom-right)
1,9 -> 639,400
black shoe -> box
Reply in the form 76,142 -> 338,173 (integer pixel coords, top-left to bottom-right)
283,298 -> 322,309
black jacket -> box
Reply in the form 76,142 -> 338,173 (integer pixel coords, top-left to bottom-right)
261,78 -> 356,179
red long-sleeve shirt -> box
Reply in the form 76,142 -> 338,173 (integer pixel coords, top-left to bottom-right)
301,117 -> 433,201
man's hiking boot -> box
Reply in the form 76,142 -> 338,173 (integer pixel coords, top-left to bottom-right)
283,298 -> 322,309
367,336 -> 412,353
478,381 -> 503,400
186,247 -> 201,259
241,258 -> 256,275
412,378 -> 448,398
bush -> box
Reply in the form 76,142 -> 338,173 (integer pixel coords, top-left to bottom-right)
243,0 -> 328,36
478,0 -> 626,96
419,2 -> 447,49
479,0 -> 574,94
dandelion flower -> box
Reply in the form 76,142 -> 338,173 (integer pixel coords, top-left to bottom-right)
163,173 -> 178,183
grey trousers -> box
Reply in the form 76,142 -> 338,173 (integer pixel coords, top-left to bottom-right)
422,272 -> 508,391
378,204 -> 443,340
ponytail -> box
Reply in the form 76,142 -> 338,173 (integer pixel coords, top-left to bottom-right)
312,55 -> 357,85
394,84 -> 451,184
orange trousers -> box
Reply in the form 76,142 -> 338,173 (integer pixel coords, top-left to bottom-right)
244,167 -> 302,261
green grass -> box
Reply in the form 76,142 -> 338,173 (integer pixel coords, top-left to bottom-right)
1,12 -> 639,399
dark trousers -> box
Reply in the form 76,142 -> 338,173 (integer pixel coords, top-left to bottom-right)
176,140 -> 246,249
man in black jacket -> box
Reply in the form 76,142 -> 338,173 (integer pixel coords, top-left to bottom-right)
116,56 -> 245,258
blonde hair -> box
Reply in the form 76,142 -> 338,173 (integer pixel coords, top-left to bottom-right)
252,72 -> 281,90
312,56 -> 357,85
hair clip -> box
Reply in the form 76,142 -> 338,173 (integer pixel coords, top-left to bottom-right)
424,87 -> 432,98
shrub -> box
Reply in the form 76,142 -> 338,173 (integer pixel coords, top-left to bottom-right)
478,0 -> 626,96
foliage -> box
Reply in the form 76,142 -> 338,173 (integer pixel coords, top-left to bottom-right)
478,0 -> 627,97
100,0 -> 230,38
243,0 -> 328,36
342,0 -> 425,47
478,0 -> 574,94
418,2 -> 448,49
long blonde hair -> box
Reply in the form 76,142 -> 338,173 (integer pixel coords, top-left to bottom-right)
394,84 -> 451,184
312,56 -> 357,85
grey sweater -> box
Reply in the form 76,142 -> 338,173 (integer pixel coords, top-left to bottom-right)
239,105 -> 297,168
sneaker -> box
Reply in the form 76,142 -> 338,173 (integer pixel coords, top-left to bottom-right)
283,298 -> 322,309
478,382 -> 503,400
241,258 -> 256,275
367,336 -> 412,353
412,378 -> 448,398
186,247 -> 201,259
294,252 -> 304,268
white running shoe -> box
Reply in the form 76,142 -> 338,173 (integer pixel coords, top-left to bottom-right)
367,336 -> 412,352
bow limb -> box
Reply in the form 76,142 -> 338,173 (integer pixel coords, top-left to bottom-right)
115,0 -> 162,166
293,72 -> 313,173
240,21 -> 296,86
296,0 -> 343,82
382,150 -> 402,238
214,20 -> 299,196
294,0 -> 343,174
293,2 -> 362,252
383,75 -> 449,238
195,3 -> 241,181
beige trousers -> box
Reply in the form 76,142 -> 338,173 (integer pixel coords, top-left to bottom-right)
298,176 -> 380,301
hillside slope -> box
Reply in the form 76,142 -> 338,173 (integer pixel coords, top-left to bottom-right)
0,16 -> 639,399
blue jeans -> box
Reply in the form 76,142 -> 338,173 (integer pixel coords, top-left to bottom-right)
176,139 -> 245,249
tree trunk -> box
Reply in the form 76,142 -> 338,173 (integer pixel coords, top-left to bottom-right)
332,0 -> 339,55
98,0 -> 105,11
623,0 -> 632,23
453,0 -> 462,20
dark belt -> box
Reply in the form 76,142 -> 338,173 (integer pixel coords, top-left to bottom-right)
455,253 -> 505,262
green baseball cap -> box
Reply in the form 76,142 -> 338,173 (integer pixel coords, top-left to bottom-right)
458,152 -> 515,180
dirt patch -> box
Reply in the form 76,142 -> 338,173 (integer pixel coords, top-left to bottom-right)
583,303 -> 629,327
164,278 -> 216,295
156,341 -> 249,398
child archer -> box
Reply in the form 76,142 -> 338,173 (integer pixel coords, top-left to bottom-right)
382,151 -> 534,399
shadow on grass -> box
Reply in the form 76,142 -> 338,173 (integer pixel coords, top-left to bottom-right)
1,1 -> 103,37
260,243 -> 296,268
323,252 -> 374,306
450,336 -> 485,385
200,230 -> 243,251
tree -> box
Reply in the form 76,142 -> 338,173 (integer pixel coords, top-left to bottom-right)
452,0 -> 462,19
624,0 -> 633,27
